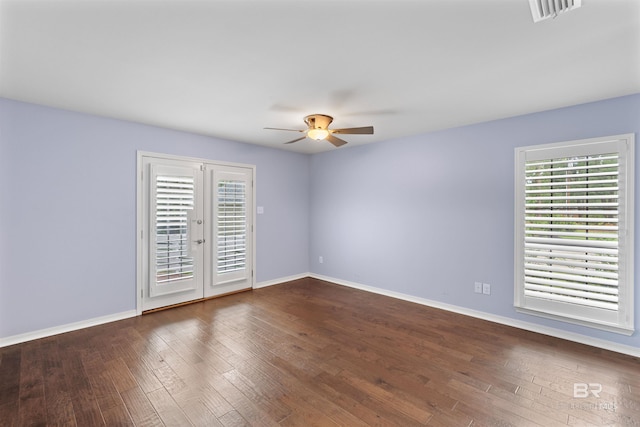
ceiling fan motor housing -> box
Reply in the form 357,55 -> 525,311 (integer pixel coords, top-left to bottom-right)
304,114 -> 333,130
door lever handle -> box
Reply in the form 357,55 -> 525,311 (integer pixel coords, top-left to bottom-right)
195,239 -> 205,244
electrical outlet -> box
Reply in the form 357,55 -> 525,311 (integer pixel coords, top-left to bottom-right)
474,282 -> 483,293
482,283 -> 491,295
319,256 -> 324,264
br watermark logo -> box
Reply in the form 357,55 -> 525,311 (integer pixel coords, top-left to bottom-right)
573,383 -> 602,398
571,383 -> 617,411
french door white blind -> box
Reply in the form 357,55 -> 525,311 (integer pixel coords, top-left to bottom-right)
216,180 -> 247,274
515,134 -> 634,335
524,153 -> 619,310
155,175 -> 195,283
139,153 -> 255,312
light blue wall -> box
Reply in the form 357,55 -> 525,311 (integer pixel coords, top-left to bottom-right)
2,94 -> 639,349
309,94 -> 640,348
0,98 -> 310,338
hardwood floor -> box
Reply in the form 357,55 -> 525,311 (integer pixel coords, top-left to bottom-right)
1,277 -> 639,426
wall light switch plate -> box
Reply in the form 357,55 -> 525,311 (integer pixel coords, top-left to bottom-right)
257,206 -> 264,214
474,282 -> 482,293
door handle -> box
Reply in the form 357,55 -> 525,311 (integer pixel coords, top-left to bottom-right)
195,239 -> 205,244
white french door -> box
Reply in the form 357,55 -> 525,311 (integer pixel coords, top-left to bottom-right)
204,166 -> 253,298
139,153 -> 254,312
145,159 -> 203,308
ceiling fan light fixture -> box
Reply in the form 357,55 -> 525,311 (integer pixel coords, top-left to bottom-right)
307,128 -> 329,140
266,113 -> 373,147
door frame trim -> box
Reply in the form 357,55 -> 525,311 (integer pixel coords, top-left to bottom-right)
136,151 -> 256,315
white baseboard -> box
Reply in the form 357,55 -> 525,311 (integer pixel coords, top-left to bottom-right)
1,272 -> 311,347
254,272 -> 310,289
309,273 -> 640,358
0,310 -> 138,348
4,275 -> 637,358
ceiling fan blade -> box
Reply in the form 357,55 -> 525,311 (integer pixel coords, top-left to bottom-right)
284,136 -> 307,144
326,134 -> 348,147
331,126 -> 374,135
264,127 -> 305,132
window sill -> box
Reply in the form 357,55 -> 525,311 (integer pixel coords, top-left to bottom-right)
515,306 -> 634,336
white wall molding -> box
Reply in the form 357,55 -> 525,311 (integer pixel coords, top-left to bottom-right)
1,272 -> 310,347
4,274 -> 637,359
309,273 -> 640,358
254,272 -> 310,289
0,310 -> 137,348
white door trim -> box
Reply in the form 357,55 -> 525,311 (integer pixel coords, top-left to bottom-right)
136,151 -> 256,315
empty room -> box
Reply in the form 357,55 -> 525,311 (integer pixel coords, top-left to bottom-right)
1,0 -> 639,425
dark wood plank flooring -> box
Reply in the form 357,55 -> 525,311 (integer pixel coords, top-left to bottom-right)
1,278 -> 639,426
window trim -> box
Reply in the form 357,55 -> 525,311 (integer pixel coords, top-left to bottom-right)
514,134 -> 635,335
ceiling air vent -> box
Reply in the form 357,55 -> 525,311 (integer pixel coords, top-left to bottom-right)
529,0 -> 582,23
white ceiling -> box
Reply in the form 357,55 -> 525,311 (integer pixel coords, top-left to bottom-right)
1,0 -> 639,154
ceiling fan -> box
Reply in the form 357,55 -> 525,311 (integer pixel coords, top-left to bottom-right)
265,114 -> 374,147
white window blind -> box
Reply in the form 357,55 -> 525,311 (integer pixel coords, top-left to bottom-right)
155,175 -> 195,283
217,180 -> 246,274
515,135 -> 634,335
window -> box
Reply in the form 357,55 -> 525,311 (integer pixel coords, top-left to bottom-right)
216,179 -> 247,274
514,134 -> 635,335
155,174 -> 195,284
